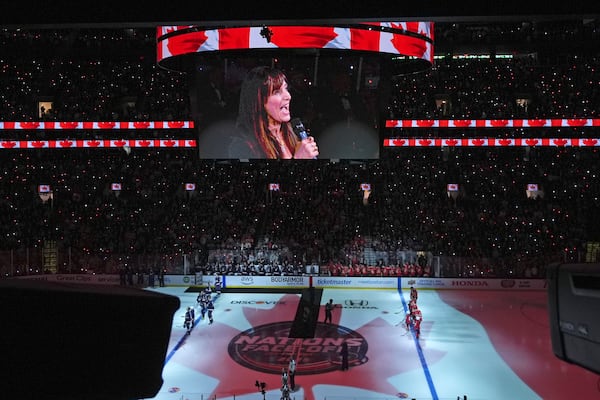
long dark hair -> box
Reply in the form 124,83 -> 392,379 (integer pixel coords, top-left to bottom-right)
236,66 -> 299,158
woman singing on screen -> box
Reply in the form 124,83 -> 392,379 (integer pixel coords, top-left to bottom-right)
229,65 -> 319,159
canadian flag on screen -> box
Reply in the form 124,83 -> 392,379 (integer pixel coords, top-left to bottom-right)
185,183 -> 196,191
527,183 -> 539,191
269,183 -> 280,191
447,183 -> 459,191
361,183 -> 371,191
38,184 -> 51,193
111,183 -> 122,191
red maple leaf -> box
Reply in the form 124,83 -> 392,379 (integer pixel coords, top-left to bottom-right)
453,120 -> 472,127
392,139 -> 405,146
525,139 -> 538,146
471,139 -> 485,146
582,138 -> 597,146
418,139 -> 431,146
553,139 -> 568,146
133,121 -> 151,129
59,140 -> 73,147
416,120 -> 434,127
490,120 -> 509,127
498,139 -> 512,146
168,121 -> 185,128
60,122 -> 79,129
86,140 -> 101,147
445,139 -> 458,146
170,294 -> 446,400
527,119 -> 546,127
98,122 -> 116,129
20,122 -> 40,129
1,141 -> 17,148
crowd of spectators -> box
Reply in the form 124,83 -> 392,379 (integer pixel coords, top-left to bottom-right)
0,21 -> 599,279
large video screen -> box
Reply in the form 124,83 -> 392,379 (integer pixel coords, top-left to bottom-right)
190,52 -> 383,159
157,23 -> 434,160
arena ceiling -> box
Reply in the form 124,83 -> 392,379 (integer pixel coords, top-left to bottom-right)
0,1 -> 598,28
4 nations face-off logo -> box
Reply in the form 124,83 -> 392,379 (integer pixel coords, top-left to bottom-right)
228,321 -> 368,374
173,293 -> 446,400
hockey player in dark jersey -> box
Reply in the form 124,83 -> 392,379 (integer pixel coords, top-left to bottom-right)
184,307 -> 193,334
207,300 -> 215,324
214,276 -> 222,294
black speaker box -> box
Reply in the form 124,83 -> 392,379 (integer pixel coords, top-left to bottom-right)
546,262 -> 600,375
0,279 -> 180,399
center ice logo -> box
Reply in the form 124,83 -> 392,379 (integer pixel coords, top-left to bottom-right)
228,321 -> 368,374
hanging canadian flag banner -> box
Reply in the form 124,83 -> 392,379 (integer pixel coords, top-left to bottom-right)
0,121 -> 194,130
384,118 -> 600,129
527,183 -> 539,191
111,183 -> 122,191
269,183 -> 280,191
383,137 -> 600,147
0,139 -> 197,150
447,183 -> 459,192
38,184 -> 51,193
185,183 -> 196,191
360,183 -> 371,191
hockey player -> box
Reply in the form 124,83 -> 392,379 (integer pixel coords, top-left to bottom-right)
214,276 -> 222,294
288,356 -> 296,390
207,300 -> 215,324
410,286 -> 418,303
404,311 -> 412,334
412,307 -> 423,339
205,284 -> 212,295
200,299 -> 207,320
281,368 -> 288,388
408,298 -> 418,314
280,383 -> 291,400
184,307 -> 193,334
200,291 -> 208,319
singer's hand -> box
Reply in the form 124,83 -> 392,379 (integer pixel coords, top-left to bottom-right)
293,136 -> 319,159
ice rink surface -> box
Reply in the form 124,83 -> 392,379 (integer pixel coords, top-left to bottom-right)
143,286 -> 600,400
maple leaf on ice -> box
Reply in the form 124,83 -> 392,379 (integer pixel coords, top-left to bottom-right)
169,294 -> 446,400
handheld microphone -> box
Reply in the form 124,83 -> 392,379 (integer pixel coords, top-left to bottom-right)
291,117 -> 317,159
291,118 -> 309,140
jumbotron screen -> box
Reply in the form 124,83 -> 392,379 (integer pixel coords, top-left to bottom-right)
156,23 -> 434,160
